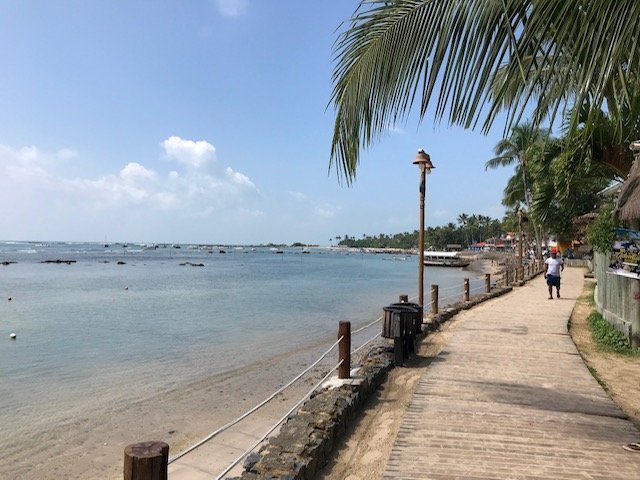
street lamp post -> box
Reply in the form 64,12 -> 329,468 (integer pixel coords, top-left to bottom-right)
517,208 -> 523,281
413,149 -> 435,307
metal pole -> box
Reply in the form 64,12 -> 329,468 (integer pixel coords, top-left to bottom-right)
418,167 -> 426,307
518,210 -> 523,275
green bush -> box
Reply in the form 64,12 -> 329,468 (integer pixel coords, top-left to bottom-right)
587,311 -> 639,355
586,203 -> 617,253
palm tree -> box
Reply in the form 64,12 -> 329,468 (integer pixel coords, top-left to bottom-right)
329,0 -> 640,183
486,122 -> 548,257
486,123 -> 547,208
457,213 -> 469,246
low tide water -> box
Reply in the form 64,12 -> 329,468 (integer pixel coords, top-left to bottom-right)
0,241 -> 484,478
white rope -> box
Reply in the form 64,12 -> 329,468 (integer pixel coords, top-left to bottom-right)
168,337 -> 343,464
351,331 -> 382,356
214,360 -> 344,480
352,315 -> 383,334
438,292 -> 463,303
434,283 -> 461,293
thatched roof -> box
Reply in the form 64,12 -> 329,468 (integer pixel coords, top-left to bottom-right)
615,148 -> 640,221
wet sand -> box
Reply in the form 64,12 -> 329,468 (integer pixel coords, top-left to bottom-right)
3,339 -> 343,480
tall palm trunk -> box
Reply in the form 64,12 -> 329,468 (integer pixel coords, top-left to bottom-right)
520,155 -> 543,259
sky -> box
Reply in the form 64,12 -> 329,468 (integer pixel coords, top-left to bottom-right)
0,0 -> 514,245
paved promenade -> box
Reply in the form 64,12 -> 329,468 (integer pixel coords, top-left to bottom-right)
384,268 -> 640,479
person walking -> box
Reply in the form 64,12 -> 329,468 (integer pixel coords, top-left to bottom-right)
544,248 -> 564,299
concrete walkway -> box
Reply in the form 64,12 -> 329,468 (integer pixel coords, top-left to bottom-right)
384,268 -> 640,479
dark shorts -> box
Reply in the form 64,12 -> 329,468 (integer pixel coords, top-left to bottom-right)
546,274 -> 561,288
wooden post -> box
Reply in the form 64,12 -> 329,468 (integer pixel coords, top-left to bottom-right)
393,312 -> 404,366
399,294 -> 408,303
485,273 -> 491,293
431,284 -> 439,314
464,278 -> 470,302
124,441 -> 169,480
338,321 -> 351,379
505,269 -> 510,286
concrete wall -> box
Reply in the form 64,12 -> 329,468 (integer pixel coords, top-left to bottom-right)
593,252 -> 640,347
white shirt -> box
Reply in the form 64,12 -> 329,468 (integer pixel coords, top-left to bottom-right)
545,256 -> 563,276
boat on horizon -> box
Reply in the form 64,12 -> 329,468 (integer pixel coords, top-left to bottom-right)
423,251 -> 471,268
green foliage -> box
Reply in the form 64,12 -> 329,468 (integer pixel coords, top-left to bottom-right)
337,213 -> 504,249
587,311 -> 640,356
330,0 -> 640,182
587,204 -> 617,253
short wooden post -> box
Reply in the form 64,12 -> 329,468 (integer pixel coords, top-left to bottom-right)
338,321 -> 351,379
123,441 -> 169,480
464,278 -> 470,302
485,273 -> 491,293
399,294 -> 408,303
431,284 -> 439,314
393,312 -> 404,366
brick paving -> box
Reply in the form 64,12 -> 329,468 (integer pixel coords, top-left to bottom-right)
384,268 -> 640,479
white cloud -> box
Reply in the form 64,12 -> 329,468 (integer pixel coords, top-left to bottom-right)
0,145 -> 52,185
288,191 -> 307,202
388,126 -> 407,135
314,203 -> 339,218
0,138 -> 258,221
239,207 -> 264,217
120,162 -> 156,182
56,148 -> 78,160
225,167 -> 255,188
284,190 -> 338,219
216,0 -> 247,17
161,136 -> 216,168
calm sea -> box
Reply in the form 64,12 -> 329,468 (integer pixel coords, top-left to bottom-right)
0,241 -> 483,477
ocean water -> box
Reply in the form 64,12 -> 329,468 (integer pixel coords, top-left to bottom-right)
0,241 -> 484,478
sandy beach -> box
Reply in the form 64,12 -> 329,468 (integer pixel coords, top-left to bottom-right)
3,339 -> 340,480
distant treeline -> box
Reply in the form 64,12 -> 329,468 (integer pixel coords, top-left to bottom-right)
334,214 -> 504,250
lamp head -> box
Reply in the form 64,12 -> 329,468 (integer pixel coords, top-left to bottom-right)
413,148 -> 435,174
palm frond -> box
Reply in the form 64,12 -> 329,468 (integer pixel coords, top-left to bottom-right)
330,0 -> 640,182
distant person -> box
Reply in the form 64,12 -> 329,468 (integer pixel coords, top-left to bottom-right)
544,249 -> 564,299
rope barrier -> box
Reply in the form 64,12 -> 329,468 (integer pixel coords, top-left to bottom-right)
352,315 -> 383,334
434,283 -> 461,293
214,360 -> 344,480
351,331 -> 382,356
168,337 -> 343,464
438,292 -> 463,303
169,285 -> 463,470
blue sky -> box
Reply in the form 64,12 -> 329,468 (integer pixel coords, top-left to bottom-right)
0,0 -> 513,245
